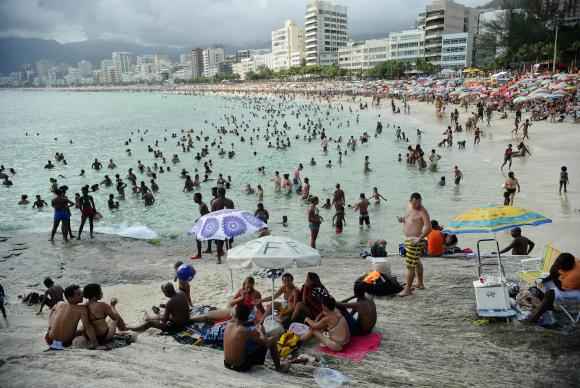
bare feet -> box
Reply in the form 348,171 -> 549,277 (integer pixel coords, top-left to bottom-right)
415,284 -> 426,290
398,288 -> 413,297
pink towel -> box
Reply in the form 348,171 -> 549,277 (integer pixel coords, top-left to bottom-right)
317,332 -> 382,362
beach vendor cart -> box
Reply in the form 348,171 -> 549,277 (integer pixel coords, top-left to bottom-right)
445,206 -> 552,319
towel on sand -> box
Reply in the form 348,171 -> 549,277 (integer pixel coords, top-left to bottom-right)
318,333 -> 382,362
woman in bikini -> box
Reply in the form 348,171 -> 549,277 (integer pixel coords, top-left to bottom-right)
260,273 -> 300,325
82,284 -> 127,345
301,296 -> 350,352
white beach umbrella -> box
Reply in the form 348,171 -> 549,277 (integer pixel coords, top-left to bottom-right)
226,235 -> 321,270
226,236 -> 322,318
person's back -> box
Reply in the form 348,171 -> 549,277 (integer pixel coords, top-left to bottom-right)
224,320 -> 249,367
355,297 -> 376,335
427,229 -> 444,256
47,302 -> 85,346
166,292 -> 190,326
45,285 -> 64,308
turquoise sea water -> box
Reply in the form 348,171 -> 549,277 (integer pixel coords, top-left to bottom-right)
1,89 -> 573,255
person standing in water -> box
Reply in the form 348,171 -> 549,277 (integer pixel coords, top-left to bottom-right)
354,193 -> 370,229
453,166 -> 463,185
503,171 -> 520,206
77,186 -> 97,240
308,197 -> 322,249
397,193 -> 432,297
49,188 -> 73,242
559,166 -> 569,194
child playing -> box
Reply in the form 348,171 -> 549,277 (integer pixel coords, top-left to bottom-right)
559,166 -> 569,194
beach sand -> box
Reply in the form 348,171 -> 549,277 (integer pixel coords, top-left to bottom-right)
1,97 -> 580,387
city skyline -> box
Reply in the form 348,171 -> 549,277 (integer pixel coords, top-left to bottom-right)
0,0 -> 489,48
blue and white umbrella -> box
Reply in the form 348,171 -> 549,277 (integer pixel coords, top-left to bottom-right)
189,208 -> 266,241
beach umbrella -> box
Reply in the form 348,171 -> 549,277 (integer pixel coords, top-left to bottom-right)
443,206 -> 552,235
226,235 -> 321,320
189,208 -> 266,241
226,235 -> 321,270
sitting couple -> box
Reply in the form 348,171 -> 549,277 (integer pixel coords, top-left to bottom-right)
426,220 -> 459,256
45,284 -> 126,350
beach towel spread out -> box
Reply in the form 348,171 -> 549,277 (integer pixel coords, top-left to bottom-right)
317,333 -> 382,362
318,333 -> 383,362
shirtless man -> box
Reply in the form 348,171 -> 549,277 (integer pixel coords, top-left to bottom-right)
49,188 -> 73,242
45,284 -> 98,350
37,277 -> 64,315
354,193 -> 370,228
397,193 -> 432,297
503,171 -> 520,206
128,283 -> 189,333
223,304 -> 288,373
332,184 -> 345,210
338,282 -> 376,335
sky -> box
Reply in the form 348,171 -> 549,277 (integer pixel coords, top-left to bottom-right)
0,0 -> 490,47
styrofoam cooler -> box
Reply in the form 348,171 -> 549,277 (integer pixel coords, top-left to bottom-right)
473,276 -> 515,317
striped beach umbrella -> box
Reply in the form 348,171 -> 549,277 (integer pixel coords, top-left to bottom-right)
443,206 -> 552,235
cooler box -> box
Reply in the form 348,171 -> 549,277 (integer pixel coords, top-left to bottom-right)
473,276 -> 516,318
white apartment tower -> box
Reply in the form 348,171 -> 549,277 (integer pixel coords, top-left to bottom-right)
112,52 -> 132,74
417,0 -> 479,66
202,48 -> 225,78
272,20 -> 305,71
304,0 -> 349,66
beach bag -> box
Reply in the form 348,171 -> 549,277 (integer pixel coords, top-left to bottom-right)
277,331 -> 300,359
356,273 -> 402,296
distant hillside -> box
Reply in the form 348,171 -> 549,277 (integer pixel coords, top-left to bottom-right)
479,0 -> 529,10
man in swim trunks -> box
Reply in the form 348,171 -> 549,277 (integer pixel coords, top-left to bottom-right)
49,188 -> 73,242
223,304 -> 288,373
332,184 -> 345,210
338,282 -> 376,336
397,192 -> 432,297
45,284 -> 98,350
354,193 -> 370,228
128,283 -> 189,333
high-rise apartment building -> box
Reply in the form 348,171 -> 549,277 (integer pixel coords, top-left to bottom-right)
544,0 -> 580,25
304,0 -> 349,66
112,52 -> 132,74
389,29 -> 426,63
191,48 -> 203,79
417,0 -> 479,67
77,60 -> 93,77
202,48 -> 225,78
272,20 -> 305,70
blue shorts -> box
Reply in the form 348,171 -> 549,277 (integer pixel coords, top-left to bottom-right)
54,210 -> 70,222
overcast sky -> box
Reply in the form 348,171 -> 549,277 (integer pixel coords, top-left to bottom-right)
0,0 -> 490,47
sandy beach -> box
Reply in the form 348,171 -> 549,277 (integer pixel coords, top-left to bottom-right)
1,95 -> 580,388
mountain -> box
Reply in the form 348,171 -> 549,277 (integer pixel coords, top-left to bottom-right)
478,0 -> 529,10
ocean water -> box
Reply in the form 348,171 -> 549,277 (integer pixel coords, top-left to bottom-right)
0,89 -> 572,255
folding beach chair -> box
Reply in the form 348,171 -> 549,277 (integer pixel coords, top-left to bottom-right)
544,281 -> 580,325
519,243 -> 560,285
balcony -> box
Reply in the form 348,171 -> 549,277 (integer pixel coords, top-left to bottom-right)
305,25 -> 317,32
425,12 -> 444,23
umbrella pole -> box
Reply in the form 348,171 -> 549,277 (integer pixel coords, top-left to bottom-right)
271,276 -> 276,320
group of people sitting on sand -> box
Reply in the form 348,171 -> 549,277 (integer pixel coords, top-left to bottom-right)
128,268 -> 377,373
34,262 -> 377,374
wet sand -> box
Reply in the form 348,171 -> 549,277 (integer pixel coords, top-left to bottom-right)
1,97 -> 580,387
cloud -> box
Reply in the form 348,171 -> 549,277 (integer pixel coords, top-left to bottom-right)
0,0 -> 491,47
